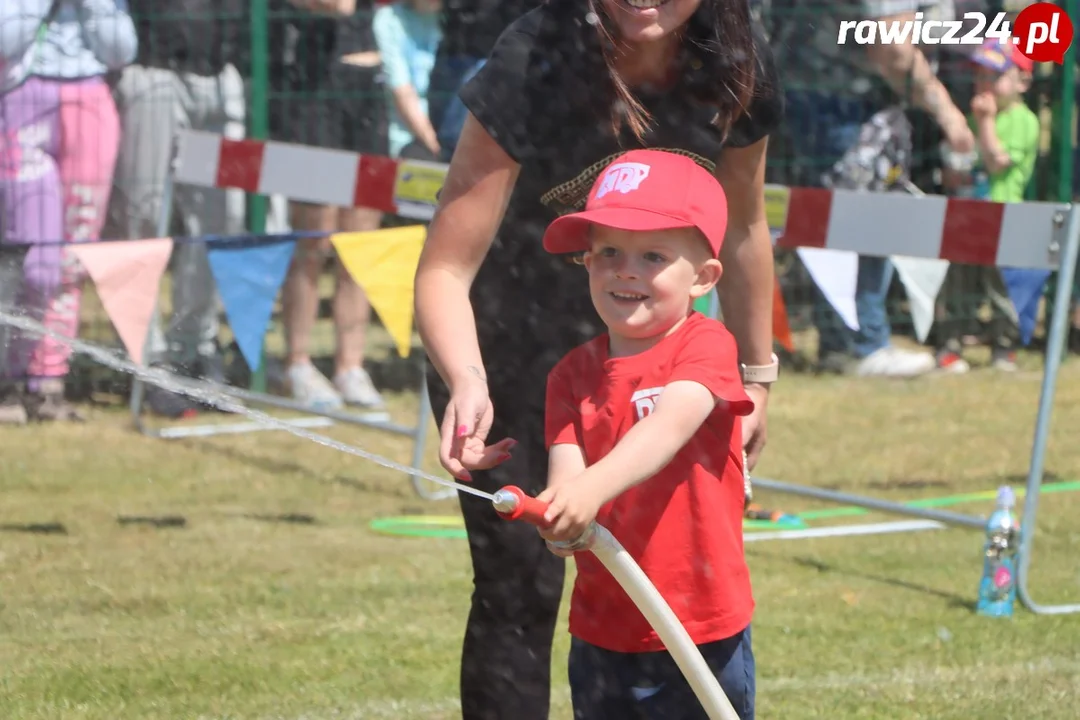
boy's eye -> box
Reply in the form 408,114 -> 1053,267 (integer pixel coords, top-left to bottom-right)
597,246 -> 618,257
644,252 -> 667,263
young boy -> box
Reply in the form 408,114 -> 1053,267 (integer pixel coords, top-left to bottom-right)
536,149 -> 758,719
935,37 -> 1040,373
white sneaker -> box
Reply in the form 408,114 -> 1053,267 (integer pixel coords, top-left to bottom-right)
334,367 -> 385,409
853,346 -> 936,378
287,362 -> 344,411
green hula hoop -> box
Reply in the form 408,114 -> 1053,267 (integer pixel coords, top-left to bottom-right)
369,481 -> 1080,539
370,516 -> 469,539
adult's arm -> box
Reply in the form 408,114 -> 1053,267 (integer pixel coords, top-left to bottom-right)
414,112 -> 521,391
0,0 -> 54,67
79,0 -> 138,71
864,4 -> 972,149
715,136 -> 775,370
372,6 -> 441,155
714,136 -> 774,468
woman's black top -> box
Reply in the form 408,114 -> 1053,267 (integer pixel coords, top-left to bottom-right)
450,0 -> 783,411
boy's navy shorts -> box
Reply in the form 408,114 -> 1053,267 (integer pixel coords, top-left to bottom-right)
568,625 -> 755,720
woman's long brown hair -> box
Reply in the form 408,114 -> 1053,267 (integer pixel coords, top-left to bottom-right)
587,0 -> 761,142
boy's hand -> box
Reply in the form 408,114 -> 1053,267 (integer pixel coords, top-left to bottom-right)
971,92 -> 997,120
536,481 -> 604,545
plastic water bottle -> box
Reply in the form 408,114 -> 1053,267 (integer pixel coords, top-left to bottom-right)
976,486 -> 1021,617
970,168 -> 991,201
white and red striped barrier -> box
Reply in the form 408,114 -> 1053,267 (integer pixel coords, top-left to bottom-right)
175,130 -> 1065,270
773,187 -> 1062,270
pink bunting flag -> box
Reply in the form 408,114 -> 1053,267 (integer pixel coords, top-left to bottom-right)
70,238 -> 174,366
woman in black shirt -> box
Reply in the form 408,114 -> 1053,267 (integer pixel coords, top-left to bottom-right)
413,1 -> 783,717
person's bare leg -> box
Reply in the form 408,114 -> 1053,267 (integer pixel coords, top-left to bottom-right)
281,202 -> 343,409
331,206 -> 385,408
283,202 -> 335,365
333,206 -> 382,373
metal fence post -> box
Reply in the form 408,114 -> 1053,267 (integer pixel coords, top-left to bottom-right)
1016,202 -> 1080,615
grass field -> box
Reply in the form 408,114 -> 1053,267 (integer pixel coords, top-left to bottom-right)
3,320 -> 1080,718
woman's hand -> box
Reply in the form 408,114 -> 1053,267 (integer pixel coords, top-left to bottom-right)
439,368 -> 516,482
742,382 -> 769,471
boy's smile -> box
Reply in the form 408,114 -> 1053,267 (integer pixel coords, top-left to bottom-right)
584,226 -> 720,356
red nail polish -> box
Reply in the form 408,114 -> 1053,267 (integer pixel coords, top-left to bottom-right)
457,424 -> 468,437
499,453 -> 512,462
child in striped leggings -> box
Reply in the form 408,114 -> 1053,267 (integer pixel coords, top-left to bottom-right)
0,0 -> 136,423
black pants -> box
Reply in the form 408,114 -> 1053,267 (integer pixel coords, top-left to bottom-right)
427,359 -> 565,720
428,242 -> 603,719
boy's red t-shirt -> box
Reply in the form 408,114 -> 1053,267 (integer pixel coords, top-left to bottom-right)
545,312 -> 756,654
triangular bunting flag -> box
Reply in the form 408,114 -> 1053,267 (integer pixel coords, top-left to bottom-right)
206,235 -> 296,371
1000,267 -> 1051,346
797,247 -> 860,331
773,276 -> 795,353
891,256 -> 950,344
70,238 -> 173,365
331,226 -> 426,358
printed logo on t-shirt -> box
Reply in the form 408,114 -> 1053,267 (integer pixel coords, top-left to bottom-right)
595,162 -> 650,199
630,387 -> 664,420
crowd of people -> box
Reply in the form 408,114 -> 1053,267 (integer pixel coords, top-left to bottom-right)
0,0 -> 1073,718
0,0 -> 449,422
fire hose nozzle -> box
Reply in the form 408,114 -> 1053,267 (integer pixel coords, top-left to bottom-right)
492,485 -> 550,526
493,485 -> 596,551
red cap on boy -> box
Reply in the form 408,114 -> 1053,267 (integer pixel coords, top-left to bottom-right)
541,149 -> 729,257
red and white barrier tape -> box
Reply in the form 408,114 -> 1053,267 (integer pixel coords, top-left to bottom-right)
174,130 -> 1066,270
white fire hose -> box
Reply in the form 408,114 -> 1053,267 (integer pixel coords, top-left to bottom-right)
492,485 -> 741,720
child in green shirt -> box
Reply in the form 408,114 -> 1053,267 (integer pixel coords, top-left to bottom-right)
934,38 -> 1039,373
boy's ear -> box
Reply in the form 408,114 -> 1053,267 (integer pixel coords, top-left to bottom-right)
690,258 -> 722,299
582,251 -> 593,272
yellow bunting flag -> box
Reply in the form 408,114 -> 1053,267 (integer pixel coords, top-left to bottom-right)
763,184 -> 791,232
331,226 -> 427,358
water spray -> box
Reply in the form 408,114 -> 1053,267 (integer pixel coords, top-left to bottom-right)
0,309 -> 492,501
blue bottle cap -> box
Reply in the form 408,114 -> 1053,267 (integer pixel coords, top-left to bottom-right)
997,486 -> 1016,507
